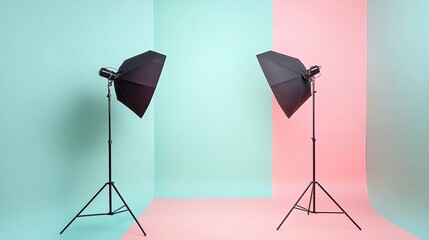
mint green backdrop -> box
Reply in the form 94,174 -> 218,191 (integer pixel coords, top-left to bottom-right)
0,1 -> 155,239
154,0 -> 272,198
367,0 -> 429,238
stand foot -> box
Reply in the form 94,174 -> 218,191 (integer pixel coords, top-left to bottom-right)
60,182 -> 146,236
112,183 -> 146,236
277,181 -> 361,231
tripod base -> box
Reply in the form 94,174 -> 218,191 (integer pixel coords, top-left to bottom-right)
277,181 -> 361,231
60,182 -> 146,236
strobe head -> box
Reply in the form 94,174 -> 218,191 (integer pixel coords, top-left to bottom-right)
99,68 -> 119,80
302,65 -> 321,80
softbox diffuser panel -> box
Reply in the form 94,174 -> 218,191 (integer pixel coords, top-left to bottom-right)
257,50 -> 311,118
271,77 -> 311,118
118,50 -> 166,85
115,81 -> 155,118
114,50 -> 166,118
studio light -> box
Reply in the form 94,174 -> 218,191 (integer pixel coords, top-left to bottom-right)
60,50 -> 166,237
302,65 -> 320,80
257,50 -> 361,231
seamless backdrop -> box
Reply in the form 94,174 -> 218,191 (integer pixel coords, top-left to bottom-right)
0,1 -> 428,240
154,0 -> 272,198
367,0 -> 429,237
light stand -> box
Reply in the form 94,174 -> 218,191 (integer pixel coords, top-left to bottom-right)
276,77 -> 361,231
60,80 -> 146,236
60,50 -> 165,237
257,51 -> 361,231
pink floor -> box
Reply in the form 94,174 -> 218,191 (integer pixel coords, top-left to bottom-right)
122,185 -> 417,240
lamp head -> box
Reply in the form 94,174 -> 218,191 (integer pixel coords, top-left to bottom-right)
99,68 -> 120,80
302,65 -> 321,80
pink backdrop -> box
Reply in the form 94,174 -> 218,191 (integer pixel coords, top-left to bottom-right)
272,0 -> 367,197
123,1 -> 419,239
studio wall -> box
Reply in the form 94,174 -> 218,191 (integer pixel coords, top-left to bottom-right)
0,1 -> 155,239
367,0 -> 429,238
154,0 -> 272,198
272,0 -> 367,197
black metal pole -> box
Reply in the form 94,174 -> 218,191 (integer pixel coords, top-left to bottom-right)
316,182 -> 362,230
311,79 -> 316,213
276,182 -> 313,230
107,80 -> 113,214
112,184 -> 147,236
60,184 -> 108,234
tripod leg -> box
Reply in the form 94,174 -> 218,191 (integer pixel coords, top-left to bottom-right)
277,182 -> 313,230
60,183 -> 108,234
307,183 -> 315,215
315,182 -> 361,230
111,183 -> 147,236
